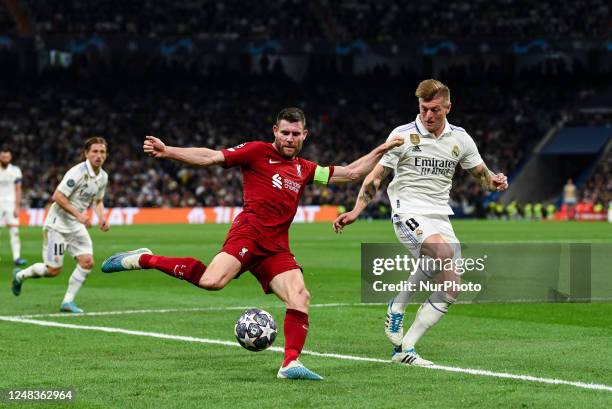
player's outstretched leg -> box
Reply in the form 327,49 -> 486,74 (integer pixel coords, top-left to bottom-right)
11,262 -> 53,296
270,269 -> 323,381
102,249 -> 240,290
101,248 -> 153,273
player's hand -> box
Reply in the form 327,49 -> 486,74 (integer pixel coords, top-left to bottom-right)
332,210 -> 359,234
144,136 -> 167,158
76,212 -> 92,228
99,219 -> 110,232
382,135 -> 404,151
492,173 -> 509,192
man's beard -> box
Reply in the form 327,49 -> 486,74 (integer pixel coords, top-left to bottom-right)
275,141 -> 301,158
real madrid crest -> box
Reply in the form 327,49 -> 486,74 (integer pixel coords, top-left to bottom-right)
452,144 -> 460,158
410,134 -> 420,145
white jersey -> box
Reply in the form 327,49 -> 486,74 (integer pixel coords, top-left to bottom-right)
45,160 -> 108,233
379,115 -> 483,215
0,164 -> 22,207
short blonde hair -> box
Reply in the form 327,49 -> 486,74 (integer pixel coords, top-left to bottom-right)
415,79 -> 450,105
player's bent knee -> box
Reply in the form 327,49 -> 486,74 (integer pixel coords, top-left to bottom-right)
47,267 -> 61,277
433,243 -> 454,262
286,286 -> 310,310
198,275 -> 227,291
79,260 -> 94,270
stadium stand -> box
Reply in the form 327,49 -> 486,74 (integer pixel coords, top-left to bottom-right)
0,67 -> 598,215
0,1 -> 609,219
13,0 -> 611,39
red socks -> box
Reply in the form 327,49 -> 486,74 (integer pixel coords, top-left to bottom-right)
138,255 -> 309,366
140,254 -> 206,287
283,309 -> 309,367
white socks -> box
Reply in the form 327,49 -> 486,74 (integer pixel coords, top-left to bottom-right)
402,291 -> 456,350
390,256 -> 438,314
16,263 -> 49,281
9,226 -> 21,262
62,265 -> 91,304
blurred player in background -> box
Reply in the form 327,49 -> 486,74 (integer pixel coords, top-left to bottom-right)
333,79 -> 508,366
102,107 -> 403,380
563,178 -> 577,220
0,148 -> 27,267
12,137 -> 110,313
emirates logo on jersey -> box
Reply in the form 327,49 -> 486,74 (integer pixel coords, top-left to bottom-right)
272,173 -> 282,189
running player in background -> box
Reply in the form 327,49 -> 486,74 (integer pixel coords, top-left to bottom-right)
102,107 -> 404,380
12,137 -> 110,313
0,148 -> 27,267
333,79 -> 508,366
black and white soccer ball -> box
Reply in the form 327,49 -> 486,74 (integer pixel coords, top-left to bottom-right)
234,308 -> 277,352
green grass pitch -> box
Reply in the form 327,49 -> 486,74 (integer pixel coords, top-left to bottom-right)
1,220 -> 611,408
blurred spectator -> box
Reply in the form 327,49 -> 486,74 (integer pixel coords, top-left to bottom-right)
15,0 -> 611,40
578,155 -> 611,207
0,62 -> 601,215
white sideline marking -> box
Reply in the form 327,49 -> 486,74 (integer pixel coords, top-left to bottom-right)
1,316 -> 610,393
10,297 -> 611,320
4,303 -> 379,319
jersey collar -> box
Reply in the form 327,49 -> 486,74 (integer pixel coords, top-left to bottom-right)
85,160 -> 100,177
415,115 -> 452,138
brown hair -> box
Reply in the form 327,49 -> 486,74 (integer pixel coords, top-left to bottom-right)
82,136 -> 108,159
415,79 -> 450,105
276,107 -> 306,127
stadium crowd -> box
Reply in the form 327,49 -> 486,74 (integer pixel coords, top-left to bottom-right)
580,155 -> 611,206
1,60 -> 600,217
1,0 -> 608,40
323,0 -> 610,41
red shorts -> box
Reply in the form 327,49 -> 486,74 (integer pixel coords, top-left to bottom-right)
220,235 -> 302,294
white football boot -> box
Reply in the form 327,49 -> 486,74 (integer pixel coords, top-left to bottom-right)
391,348 -> 433,366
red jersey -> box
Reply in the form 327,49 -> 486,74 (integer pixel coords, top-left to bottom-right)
221,141 -> 332,252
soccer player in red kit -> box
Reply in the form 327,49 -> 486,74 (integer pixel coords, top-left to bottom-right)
102,107 -> 403,380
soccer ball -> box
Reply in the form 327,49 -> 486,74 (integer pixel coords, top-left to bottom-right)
234,308 -> 277,352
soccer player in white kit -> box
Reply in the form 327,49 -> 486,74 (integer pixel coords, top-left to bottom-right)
333,79 -> 508,365
12,137 -> 110,313
0,149 -> 27,267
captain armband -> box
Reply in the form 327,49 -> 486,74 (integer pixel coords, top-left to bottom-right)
313,166 -> 331,186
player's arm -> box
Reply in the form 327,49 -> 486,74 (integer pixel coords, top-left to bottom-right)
332,164 -> 392,233
143,136 -> 225,167
51,190 -> 92,227
467,162 -> 508,192
93,199 -> 109,232
328,135 -> 403,184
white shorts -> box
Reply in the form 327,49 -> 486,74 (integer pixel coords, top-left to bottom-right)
392,213 -> 459,257
0,204 -> 18,227
43,226 -> 93,269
